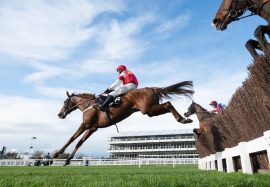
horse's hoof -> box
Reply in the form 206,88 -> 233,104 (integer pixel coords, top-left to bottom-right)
180,118 -> 193,124
193,128 -> 201,137
63,160 -> 70,166
185,118 -> 193,123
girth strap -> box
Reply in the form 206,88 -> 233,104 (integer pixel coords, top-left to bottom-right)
105,109 -> 119,133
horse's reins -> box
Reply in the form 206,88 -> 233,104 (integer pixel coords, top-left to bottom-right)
226,0 -> 269,22
65,98 -> 93,114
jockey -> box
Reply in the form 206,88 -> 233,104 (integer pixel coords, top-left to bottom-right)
99,65 -> 138,111
209,100 -> 224,113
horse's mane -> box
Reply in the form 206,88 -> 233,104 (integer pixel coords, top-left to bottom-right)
195,103 -> 208,112
194,102 -> 216,118
72,93 -> 96,100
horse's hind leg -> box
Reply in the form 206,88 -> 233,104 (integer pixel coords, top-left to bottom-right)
145,101 -> 192,124
245,39 -> 262,60
254,25 -> 270,54
65,127 -> 97,166
54,123 -> 87,158
193,128 -> 202,136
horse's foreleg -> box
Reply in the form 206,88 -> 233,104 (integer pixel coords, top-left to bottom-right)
245,39 -> 262,60
146,101 -> 193,124
254,25 -> 270,54
54,123 -> 86,158
65,127 -> 97,166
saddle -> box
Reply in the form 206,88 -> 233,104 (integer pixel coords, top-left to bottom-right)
94,94 -> 122,109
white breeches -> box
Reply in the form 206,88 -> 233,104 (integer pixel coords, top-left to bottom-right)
109,83 -> 137,97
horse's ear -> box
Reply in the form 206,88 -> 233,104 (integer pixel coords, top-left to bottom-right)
66,91 -> 71,97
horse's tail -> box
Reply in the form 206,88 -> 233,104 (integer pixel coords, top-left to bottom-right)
154,81 -> 194,101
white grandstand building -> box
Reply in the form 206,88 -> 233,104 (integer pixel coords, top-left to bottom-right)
107,129 -> 198,162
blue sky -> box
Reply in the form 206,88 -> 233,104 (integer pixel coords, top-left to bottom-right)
0,0 -> 265,157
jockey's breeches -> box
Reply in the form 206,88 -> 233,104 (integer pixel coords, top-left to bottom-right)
109,83 -> 137,97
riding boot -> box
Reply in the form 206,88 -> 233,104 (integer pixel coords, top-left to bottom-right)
100,95 -> 114,111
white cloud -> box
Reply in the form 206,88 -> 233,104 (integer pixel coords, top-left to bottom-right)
35,85 -> 71,99
155,13 -> 191,34
95,13 -> 156,61
8,4 -> 157,83
0,0 -> 124,60
80,59 -> 117,74
23,62 -> 66,83
79,13 -> 156,74
133,58 -> 191,87
0,95 -> 62,126
0,95 -> 86,152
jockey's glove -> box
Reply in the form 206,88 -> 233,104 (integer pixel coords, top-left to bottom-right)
103,89 -> 109,94
104,88 -> 112,94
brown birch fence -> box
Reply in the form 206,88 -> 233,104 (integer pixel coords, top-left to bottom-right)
196,56 -> 270,157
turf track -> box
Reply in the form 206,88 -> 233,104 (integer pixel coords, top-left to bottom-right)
0,165 -> 270,187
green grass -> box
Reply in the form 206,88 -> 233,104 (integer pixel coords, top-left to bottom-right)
0,165 -> 269,187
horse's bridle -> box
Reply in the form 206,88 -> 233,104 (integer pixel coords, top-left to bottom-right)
64,95 -> 93,115
226,0 -> 269,21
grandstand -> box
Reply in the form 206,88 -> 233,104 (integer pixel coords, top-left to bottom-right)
108,129 -> 198,163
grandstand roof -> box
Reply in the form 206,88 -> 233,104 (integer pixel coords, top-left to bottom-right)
110,129 -> 194,138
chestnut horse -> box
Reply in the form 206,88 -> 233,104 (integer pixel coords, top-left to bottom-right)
212,0 -> 270,59
56,81 -> 194,165
184,102 -> 215,135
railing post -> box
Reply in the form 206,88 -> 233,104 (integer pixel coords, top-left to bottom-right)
223,148 -> 234,173
215,152 -> 223,171
238,142 -> 253,174
210,154 -> 216,170
264,130 -> 270,165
